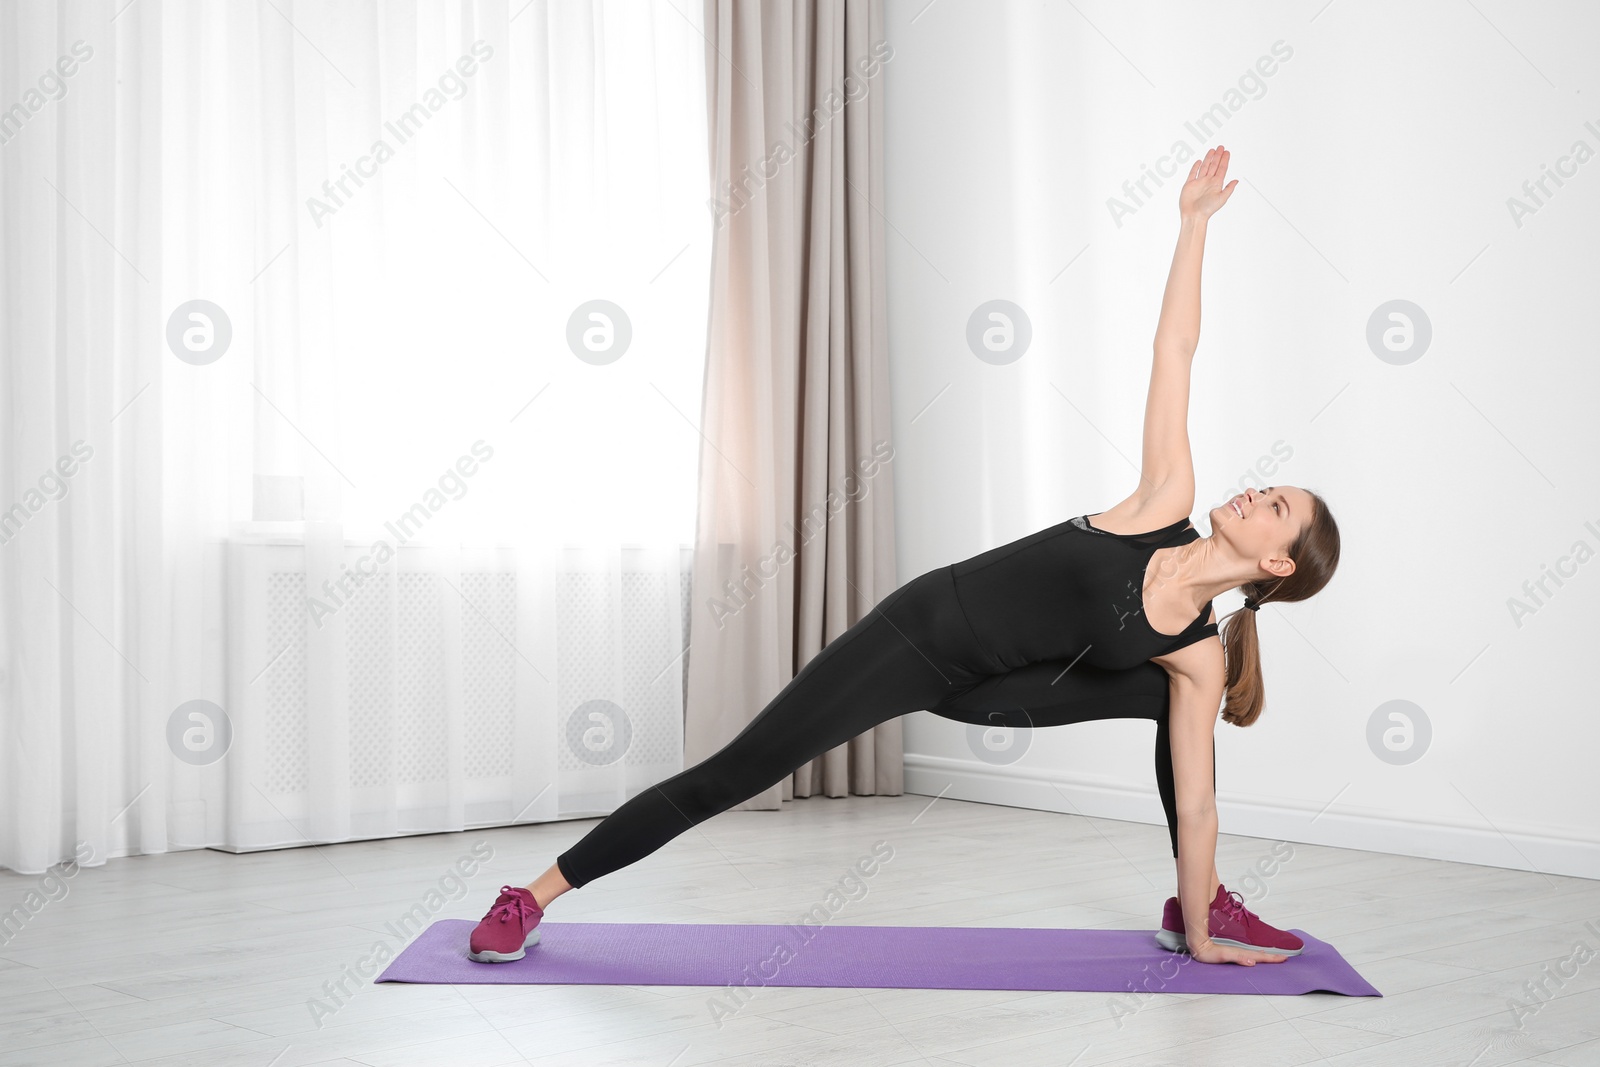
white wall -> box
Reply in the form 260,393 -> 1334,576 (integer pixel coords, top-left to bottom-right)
881,0 -> 1600,880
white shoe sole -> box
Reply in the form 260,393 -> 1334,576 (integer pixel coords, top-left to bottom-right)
468,928 -> 541,963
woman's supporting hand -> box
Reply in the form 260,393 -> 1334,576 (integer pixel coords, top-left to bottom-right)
1179,145 -> 1238,220
1188,936 -> 1289,966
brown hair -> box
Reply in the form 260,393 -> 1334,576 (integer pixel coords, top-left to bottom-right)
1219,489 -> 1340,727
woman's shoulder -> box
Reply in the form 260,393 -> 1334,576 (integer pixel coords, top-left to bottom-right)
1149,608 -> 1224,680
1084,485 -> 1195,537
1082,505 -> 1192,537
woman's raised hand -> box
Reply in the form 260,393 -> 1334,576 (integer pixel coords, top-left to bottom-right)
1179,145 -> 1238,220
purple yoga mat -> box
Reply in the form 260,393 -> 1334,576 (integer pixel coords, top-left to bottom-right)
375,920 -> 1381,997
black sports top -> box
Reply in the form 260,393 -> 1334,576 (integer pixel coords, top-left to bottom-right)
947,513 -> 1218,673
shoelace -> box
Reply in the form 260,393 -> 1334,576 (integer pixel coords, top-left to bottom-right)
488,885 -> 540,927
1216,888 -> 1256,929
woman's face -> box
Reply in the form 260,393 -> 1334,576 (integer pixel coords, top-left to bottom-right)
1210,485 -> 1310,566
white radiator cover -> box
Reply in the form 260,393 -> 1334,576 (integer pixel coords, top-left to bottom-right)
220,538 -> 692,851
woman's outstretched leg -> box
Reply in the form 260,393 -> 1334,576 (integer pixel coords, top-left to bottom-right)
552,570 -> 971,891
467,565 -> 981,963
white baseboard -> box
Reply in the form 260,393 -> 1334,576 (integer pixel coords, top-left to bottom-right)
904,754 -> 1600,882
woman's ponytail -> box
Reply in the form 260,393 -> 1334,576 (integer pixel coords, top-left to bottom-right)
1219,491 -> 1340,727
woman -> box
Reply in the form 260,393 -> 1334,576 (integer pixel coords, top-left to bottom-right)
470,145 -> 1341,968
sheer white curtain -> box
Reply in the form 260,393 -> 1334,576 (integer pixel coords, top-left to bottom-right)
0,0 -> 710,875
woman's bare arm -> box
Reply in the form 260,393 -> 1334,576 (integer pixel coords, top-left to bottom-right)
1135,146 -> 1236,513
1154,146 -> 1235,354
1162,640 -> 1287,966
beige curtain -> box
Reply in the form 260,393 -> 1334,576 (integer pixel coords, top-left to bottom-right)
685,0 -> 898,808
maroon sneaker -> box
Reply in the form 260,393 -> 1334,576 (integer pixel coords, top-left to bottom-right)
469,884 -> 544,963
1154,884 -> 1303,956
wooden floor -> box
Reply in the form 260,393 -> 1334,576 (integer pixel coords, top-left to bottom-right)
2,793 -> 1596,1066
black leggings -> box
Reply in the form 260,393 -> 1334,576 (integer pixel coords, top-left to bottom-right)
555,565 -> 1214,889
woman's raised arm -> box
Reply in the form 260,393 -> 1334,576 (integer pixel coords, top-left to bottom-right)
1136,146 -> 1237,509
